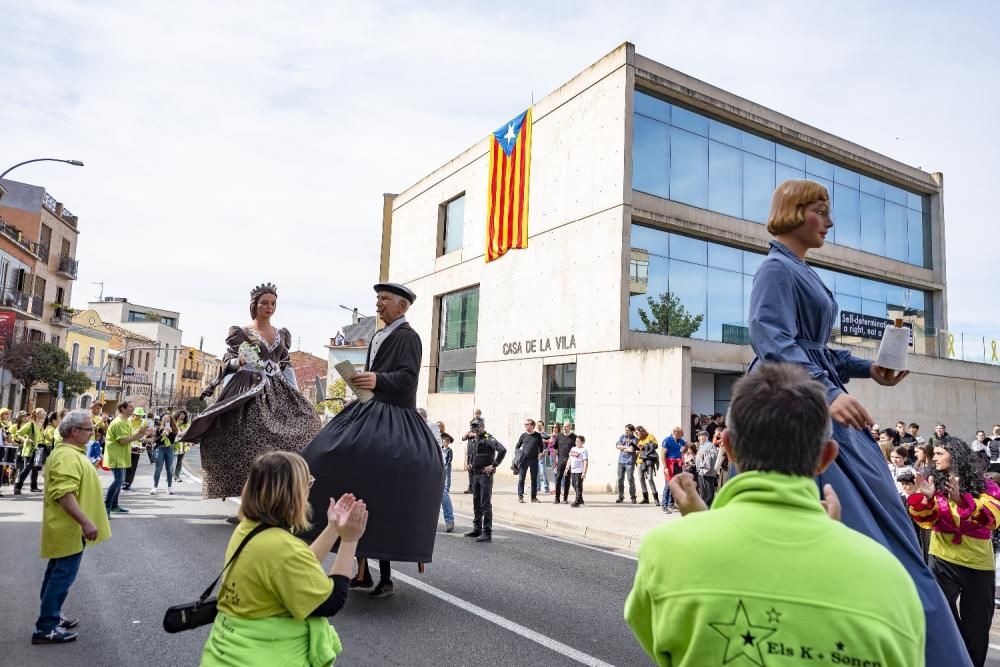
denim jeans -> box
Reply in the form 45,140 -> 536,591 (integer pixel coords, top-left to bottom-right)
616,462 -> 636,500
441,485 -> 454,524
35,549 -> 84,633
105,467 -> 125,511
537,455 -> 551,493
443,464 -> 452,493
153,446 -> 175,488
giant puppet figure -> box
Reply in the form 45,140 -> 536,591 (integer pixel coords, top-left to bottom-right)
181,283 -> 321,507
747,179 -> 969,666
301,283 -> 443,599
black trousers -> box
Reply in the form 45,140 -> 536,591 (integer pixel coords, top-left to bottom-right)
174,452 -> 185,477
517,457 -> 538,499
145,443 -> 155,464
472,470 -> 495,533
930,556 -> 994,667
124,452 -> 141,487
466,468 -> 474,492
698,473 -> 717,506
362,559 -> 393,583
15,453 -> 39,490
553,460 -> 571,500
570,472 -> 584,503
638,462 -> 658,498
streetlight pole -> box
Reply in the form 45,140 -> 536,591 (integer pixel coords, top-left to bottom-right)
0,158 -> 85,180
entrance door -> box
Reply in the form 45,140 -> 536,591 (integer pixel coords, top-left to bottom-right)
544,363 -> 576,428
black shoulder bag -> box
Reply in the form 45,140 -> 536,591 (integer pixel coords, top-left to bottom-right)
162,524 -> 270,633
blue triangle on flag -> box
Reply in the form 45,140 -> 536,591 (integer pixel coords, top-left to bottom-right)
493,110 -> 528,157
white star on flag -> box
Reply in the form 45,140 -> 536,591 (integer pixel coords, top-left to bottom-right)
504,123 -> 517,146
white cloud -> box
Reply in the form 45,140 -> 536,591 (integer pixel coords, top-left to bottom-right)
1,0 -> 997,357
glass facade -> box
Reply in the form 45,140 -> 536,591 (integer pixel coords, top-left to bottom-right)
545,364 -> 576,427
632,90 -> 930,267
437,369 -> 476,393
629,224 -> 930,349
440,286 -> 479,351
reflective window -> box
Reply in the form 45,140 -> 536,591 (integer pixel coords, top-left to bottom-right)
742,153 -> 774,224
440,287 -> 479,350
442,195 -> 465,255
631,90 -> 932,267
670,128 -> 708,208
633,115 -> 669,199
833,184 -> 860,250
708,141 -> 741,217
628,224 -> 929,347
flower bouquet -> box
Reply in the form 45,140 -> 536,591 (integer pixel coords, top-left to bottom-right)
238,341 -> 261,368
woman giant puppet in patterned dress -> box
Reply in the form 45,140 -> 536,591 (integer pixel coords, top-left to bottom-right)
181,283 -> 320,510
748,180 -> 969,666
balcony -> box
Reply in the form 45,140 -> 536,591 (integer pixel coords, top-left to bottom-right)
0,217 -> 42,259
51,307 -> 74,327
56,255 -> 79,279
42,192 -> 78,228
0,288 -> 40,320
29,298 -> 43,318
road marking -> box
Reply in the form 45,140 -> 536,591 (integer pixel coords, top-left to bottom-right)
394,572 -> 617,667
452,511 -> 638,562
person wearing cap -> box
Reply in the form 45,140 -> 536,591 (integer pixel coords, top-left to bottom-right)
179,282 -> 321,520
465,418 -> 506,540
301,283 -> 445,600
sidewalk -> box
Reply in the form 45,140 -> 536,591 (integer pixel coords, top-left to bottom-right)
449,485 -> 679,553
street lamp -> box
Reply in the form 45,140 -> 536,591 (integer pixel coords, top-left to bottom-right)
0,158 -> 85,180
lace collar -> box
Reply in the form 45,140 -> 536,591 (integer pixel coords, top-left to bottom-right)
247,325 -> 282,351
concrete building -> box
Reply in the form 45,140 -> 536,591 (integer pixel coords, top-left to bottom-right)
65,309 -> 113,409
379,43 -> 1000,490
0,179 -> 81,409
326,315 -> 375,403
88,297 -> 182,412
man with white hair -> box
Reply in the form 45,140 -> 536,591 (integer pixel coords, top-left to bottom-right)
302,282 -> 444,600
31,410 -> 111,645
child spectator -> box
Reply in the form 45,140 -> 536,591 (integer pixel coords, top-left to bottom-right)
568,436 -> 588,508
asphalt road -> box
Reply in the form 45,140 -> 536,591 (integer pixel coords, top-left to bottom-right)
0,450 -> 649,666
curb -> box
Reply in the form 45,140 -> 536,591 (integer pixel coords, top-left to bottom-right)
450,495 -> 641,552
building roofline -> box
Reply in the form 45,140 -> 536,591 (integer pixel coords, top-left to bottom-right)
88,299 -> 181,318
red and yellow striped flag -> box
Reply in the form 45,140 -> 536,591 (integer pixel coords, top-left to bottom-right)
486,108 -> 532,262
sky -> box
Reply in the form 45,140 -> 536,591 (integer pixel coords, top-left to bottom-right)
1,1 -> 997,358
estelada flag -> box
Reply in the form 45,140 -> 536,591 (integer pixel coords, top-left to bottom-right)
486,108 -> 532,262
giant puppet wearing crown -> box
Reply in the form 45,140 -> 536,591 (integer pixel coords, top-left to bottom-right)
181,282 -> 321,505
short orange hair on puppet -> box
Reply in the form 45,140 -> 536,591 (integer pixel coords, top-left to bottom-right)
767,179 -> 830,235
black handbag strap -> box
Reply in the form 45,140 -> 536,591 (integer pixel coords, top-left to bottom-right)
198,523 -> 271,604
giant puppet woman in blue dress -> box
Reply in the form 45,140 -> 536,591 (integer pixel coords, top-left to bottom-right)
748,180 -> 969,666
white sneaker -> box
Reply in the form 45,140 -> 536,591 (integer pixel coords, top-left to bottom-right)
149,488 -> 157,495
167,488 -> 174,495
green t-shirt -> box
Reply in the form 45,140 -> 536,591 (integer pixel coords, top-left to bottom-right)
104,416 -> 133,469
17,421 -> 44,457
217,520 -> 333,621
42,442 -> 111,559
625,471 -> 924,667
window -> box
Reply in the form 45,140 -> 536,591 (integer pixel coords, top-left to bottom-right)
436,286 -> 479,393
71,343 -> 80,369
39,224 -> 52,261
161,317 -> 176,327
61,238 -> 71,258
440,287 -> 479,351
127,310 -> 145,322
55,286 -> 65,306
440,195 -> 465,256
99,349 -> 105,369
165,345 -> 169,367
545,364 -> 576,426
173,347 -> 178,367
87,346 -> 95,366
632,89 -> 932,267
628,223 -> 930,348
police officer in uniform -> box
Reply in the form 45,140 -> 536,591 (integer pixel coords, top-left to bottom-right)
464,418 -> 506,543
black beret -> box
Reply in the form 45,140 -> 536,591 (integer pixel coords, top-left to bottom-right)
373,282 -> 416,304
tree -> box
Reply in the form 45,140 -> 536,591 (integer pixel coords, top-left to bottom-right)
143,311 -> 162,322
1,341 -> 70,393
637,291 -> 704,338
58,370 -> 92,401
315,378 -> 348,416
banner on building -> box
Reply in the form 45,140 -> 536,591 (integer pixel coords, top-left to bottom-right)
840,311 -> 913,346
0,312 -> 15,352
486,108 -> 532,262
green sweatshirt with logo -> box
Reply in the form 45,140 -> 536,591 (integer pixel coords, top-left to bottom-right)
625,471 -> 924,667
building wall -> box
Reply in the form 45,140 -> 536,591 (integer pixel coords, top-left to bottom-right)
89,301 -> 183,397
65,309 -> 112,408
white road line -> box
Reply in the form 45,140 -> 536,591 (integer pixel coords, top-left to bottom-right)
394,572 -> 617,667
452,511 -> 638,562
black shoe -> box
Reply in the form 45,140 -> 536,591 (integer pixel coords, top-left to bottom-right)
369,580 -> 394,599
475,533 -> 492,543
554,498 -> 560,504
445,521 -> 455,533
224,516 -> 240,525
570,501 -> 581,508
350,569 -> 374,589
463,489 -> 472,494
640,498 -> 649,505
652,496 -> 659,505
615,497 -> 624,503
518,497 -> 524,503
530,497 -> 539,503
631,498 -> 637,504
58,616 -> 79,630
13,486 -> 22,496
30,487 -> 41,493
464,530 -> 482,538
32,627 -> 78,644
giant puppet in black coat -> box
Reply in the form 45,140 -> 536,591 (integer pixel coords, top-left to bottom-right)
300,286 -> 443,564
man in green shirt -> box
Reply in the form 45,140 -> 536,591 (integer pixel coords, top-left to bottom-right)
103,402 -> 150,515
625,363 -> 925,667
33,410 -> 111,644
